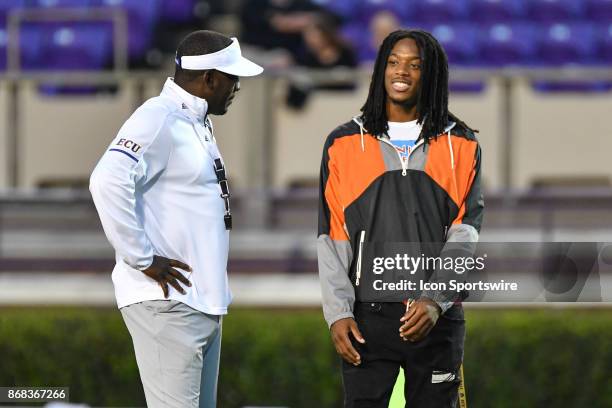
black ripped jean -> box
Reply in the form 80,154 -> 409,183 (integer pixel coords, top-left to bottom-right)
342,302 -> 465,408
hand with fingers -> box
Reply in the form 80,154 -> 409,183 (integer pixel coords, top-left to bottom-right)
399,298 -> 441,342
141,255 -> 192,298
330,317 -> 366,366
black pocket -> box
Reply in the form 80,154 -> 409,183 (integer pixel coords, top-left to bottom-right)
424,309 -> 466,377
440,304 -> 465,322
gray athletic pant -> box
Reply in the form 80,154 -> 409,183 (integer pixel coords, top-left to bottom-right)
120,300 -> 222,408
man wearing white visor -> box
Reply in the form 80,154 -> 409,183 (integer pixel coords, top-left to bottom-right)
90,30 -> 263,408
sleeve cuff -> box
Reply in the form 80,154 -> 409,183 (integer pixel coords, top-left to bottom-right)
435,300 -> 454,314
420,292 -> 455,314
326,311 -> 355,329
137,256 -> 154,271
124,254 -> 154,271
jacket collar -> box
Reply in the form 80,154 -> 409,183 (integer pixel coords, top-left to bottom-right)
161,77 -> 208,123
353,115 -> 457,139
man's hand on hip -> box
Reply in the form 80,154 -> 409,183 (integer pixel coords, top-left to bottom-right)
330,317 -> 365,366
141,255 -> 192,298
399,298 -> 441,342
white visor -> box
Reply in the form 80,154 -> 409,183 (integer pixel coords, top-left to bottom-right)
176,37 -> 263,77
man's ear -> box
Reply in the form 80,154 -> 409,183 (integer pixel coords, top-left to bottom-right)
202,70 -> 216,91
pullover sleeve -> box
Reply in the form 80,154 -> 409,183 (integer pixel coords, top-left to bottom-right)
89,106 -> 172,270
317,134 -> 356,327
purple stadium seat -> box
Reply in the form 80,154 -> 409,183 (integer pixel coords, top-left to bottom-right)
526,0 -> 584,22
530,21 -> 607,95
479,23 -> 537,66
449,81 -> 486,93
313,0 -> 358,20
159,0 -> 197,23
585,0 -> 612,22
0,0 -> 28,24
359,0 -> 412,22
341,21 -> 375,62
425,23 -> 479,65
16,22 -> 42,70
423,22 -> 488,93
536,23 -> 596,65
19,21 -> 113,70
94,0 -> 162,59
596,23 -> 612,63
532,81 -> 612,92
32,0 -> 96,7
0,25 -> 6,70
410,0 -> 468,23
468,0 -> 526,22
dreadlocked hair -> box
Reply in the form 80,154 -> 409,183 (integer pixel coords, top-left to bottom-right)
360,29 -> 477,142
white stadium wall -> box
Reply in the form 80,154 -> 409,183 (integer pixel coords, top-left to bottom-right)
514,79 -> 612,189
0,76 -> 611,190
15,80 -> 137,188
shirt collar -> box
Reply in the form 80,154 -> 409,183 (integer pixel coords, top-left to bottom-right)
161,77 -> 208,122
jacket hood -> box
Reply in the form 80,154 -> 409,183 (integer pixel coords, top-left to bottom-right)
351,115 -> 457,149
351,115 -> 459,169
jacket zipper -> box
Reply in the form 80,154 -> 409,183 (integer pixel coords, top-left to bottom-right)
355,230 -> 365,286
378,137 -> 425,176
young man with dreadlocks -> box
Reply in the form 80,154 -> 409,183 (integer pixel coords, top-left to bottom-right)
317,29 -> 483,407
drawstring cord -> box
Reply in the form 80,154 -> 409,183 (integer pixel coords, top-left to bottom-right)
360,124 -> 365,152
352,116 -> 366,152
447,129 -> 455,170
355,118 -> 458,173
448,129 -> 460,202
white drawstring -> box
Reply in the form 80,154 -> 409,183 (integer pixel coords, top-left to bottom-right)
360,124 -> 365,152
447,130 -> 455,169
352,116 -> 366,152
447,129 -> 460,202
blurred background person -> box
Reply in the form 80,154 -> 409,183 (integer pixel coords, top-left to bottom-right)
239,0 -> 324,58
297,15 -> 356,71
287,14 -> 357,108
363,10 -> 401,64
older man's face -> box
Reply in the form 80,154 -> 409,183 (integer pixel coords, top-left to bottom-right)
207,70 -> 240,115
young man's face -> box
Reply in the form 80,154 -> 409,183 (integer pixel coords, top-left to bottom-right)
207,70 -> 240,115
384,37 -> 422,108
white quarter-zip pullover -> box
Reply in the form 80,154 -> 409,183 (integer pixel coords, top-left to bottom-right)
90,77 -> 231,315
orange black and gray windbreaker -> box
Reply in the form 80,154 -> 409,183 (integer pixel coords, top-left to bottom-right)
317,116 -> 484,327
